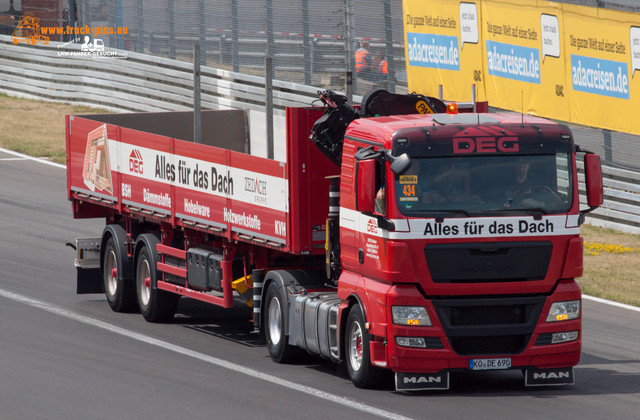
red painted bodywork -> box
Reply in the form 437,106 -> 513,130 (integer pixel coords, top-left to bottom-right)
337,112 -> 585,374
68,107 -> 588,376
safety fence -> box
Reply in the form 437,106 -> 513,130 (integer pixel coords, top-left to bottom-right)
1,34 -> 639,233
0,35 -> 324,113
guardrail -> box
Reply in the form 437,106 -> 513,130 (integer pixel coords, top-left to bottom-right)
578,162 -> 640,234
1,34 -> 638,234
0,34 -> 327,113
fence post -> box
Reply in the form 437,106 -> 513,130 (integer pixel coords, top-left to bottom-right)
115,0 -> 124,50
603,129 -> 613,164
266,0 -> 274,59
344,0 -> 355,93
198,0 -> 206,66
68,0 -> 76,31
472,84 -> 476,112
231,0 -> 239,72
219,35 -> 227,65
136,0 -> 144,53
168,0 -> 176,59
383,0 -> 395,92
310,38 -> 318,76
302,0 -> 311,85
265,56 -> 274,160
194,44 -> 201,144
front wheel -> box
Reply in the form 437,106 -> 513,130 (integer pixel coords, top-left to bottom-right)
264,282 -> 299,363
136,236 -> 178,323
345,304 -> 385,388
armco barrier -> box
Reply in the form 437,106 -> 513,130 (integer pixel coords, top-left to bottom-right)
0,34 -> 638,233
0,34 -> 323,113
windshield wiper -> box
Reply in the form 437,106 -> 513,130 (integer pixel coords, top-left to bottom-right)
423,209 -> 472,218
484,207 -> 549,218
403,209 -> 472,218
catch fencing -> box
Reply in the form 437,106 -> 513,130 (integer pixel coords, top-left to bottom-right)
76,0 -> 406,96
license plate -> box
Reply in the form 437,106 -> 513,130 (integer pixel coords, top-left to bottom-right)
469,358 -> 511,370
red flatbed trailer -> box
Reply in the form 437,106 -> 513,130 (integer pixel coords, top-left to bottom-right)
67,98 -> 603,391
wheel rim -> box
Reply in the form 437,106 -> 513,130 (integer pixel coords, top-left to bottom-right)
268,296 -> 282,346
105,249 -> 118,297
138,257 -> 151,306
349,321 -> 364,371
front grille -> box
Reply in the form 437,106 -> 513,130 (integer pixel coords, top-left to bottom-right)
450,335 -> 528,355
424,337 -> 445,349
449,304 -> 527,326
535,333 -> 553,346
425,241 -> 552,283
433,296 -> 545,356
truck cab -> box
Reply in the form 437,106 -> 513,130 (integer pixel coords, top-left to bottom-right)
336,110 -> 603,390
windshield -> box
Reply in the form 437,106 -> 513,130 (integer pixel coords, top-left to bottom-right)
395,153 -> 572,216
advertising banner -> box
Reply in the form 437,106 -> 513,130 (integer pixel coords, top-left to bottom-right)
403,0 -> 640,135
481,0 -> 569,121
403,0 -> 486,102
563,5 -> 640,134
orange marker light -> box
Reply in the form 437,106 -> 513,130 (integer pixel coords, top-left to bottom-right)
446,103 -> 458,114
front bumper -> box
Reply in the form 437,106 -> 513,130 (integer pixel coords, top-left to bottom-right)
382,280 -> 582,374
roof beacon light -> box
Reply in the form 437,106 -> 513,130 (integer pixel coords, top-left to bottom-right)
446,103 -> 458,114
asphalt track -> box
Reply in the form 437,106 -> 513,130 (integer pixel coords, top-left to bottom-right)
1,147 -> 639,420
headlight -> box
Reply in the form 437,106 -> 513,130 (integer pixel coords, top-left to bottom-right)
552,331 -> 579,344
546,300 -> 580,322
396,337 -> 427,348
392,306 -> 432,326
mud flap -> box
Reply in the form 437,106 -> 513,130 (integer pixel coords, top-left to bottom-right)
525,367 -> 574,386
395,372 -> 450,391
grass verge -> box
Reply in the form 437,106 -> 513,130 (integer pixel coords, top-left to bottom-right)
0,93 -> 107,165
580,224 -> 640,307
0,93 -> 637,307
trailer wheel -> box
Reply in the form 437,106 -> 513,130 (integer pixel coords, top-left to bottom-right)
103,237 -> 136,312
345,304 -> 384,388
135,236 -> 178,323
264,282 -> 298,363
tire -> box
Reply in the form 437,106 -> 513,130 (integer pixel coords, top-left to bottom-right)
135,236 -> 179,323
345,304 -> 385,388
103,237 -> 136,312
264,282 -> 298,363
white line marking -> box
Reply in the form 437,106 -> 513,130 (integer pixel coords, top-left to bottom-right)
0,147 -> 66,169
582,294 -> 640,312
0,288 -> 414,420
0,157 -> 29,161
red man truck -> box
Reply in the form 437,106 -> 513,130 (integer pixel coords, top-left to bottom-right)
67,91 -> 603,391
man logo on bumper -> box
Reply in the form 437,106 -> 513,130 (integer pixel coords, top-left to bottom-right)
395,372 -> 450,391
525,368 -> 574,386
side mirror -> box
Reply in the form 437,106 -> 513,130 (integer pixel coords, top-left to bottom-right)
390,153 -> 411,175
584,153 -> 603,208
356,159 -> 376,213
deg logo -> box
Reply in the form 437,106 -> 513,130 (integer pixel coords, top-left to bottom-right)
366,219 -> 378,234
129,149 -> 144,174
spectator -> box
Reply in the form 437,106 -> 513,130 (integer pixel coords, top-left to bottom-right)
355,40 -> 371,76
